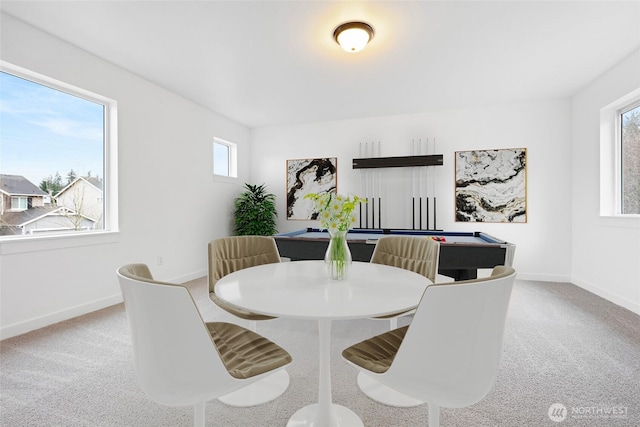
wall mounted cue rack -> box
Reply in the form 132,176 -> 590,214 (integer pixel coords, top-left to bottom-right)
352,154 -> 443,169
354,152 -> 443,231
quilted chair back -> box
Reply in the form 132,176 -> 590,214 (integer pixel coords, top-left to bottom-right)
208,236 -> 281,293
371,236 -> 440,282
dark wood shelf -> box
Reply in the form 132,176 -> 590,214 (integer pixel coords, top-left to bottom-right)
352,154 -> 443,169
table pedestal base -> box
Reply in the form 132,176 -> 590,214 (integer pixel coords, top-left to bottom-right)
218,370 -> 290,407
287,403 -> 364,427
357,372 -> 423,407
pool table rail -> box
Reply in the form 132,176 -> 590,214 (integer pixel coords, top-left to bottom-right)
273,228 -> 515,280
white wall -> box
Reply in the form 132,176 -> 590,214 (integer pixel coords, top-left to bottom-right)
571,49 -> 640,314
251,100 -> 573,282
2,14 -> 637,341
0,14 -> 251,339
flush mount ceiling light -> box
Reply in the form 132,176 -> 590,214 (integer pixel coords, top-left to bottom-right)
333,21 -> 374,53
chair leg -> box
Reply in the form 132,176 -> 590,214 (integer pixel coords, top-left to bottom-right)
428,402 -> 440,426
194,401 -> 205,427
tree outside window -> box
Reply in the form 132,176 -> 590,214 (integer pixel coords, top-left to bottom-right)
621,104 -> 640,214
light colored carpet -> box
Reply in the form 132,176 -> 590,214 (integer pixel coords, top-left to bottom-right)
1,276 -> 639,426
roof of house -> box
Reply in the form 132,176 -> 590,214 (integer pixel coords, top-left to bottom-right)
55,176 -> 104,198
84,176 -> 103,190
1,205 -> 62,227
0,174 -> 48,197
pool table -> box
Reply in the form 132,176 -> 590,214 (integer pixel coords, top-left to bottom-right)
273,228 -> 515,280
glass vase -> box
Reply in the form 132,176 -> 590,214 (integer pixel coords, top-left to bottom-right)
324,229 -> 352,280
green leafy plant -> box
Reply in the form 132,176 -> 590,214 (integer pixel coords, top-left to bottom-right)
234,183 -> 278,236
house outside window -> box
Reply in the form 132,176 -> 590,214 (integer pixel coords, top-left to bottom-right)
0,61 -> 117,238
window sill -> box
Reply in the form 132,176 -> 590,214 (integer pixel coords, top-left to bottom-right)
213,174 -> 237,184
598,215 -> 640,229
0,230 -> 120,255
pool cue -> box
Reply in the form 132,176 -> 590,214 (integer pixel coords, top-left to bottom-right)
426,198 -> 430,230
372,142 -> 378,230
418,138 -> 423,230
411,139 -> 416,229
365,142 -> 368,229
423,138 -> 428,230
365,197 -> 369,227
367,143 -> 371,229
413,196 -> 417,230
377,141 -> 381,229
368,142 -> 375,229
371,197 -> 375,229
370,142 -> 374,229
359,142 -> 364,227
412,158 -> 416,230
365,194 -> 369,228
378,197 -> 381,228
432,138 -> 437,230
432,197 -> 436,230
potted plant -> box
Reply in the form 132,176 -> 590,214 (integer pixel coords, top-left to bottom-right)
234,183 -> 278,236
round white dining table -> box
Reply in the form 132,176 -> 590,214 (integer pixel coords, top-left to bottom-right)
215,260 -> 431,427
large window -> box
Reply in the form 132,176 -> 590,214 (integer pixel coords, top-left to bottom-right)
0,62 -> 117,238
600,88 -> 640,217
621,102 -> 640,214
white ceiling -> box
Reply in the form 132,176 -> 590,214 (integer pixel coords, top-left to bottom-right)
2,1 -> 640,129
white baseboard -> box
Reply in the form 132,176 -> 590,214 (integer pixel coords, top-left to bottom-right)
3,269 -> 635,341
571,275 -> 640,316
514,272 -> 572,283
516,272 -> 639,315
0,293 -> 123,341
167,269 -> 207,284
0,269 -> 208,341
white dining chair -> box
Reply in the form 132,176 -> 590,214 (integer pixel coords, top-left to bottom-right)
117,264 -> 292,427
208,236 -> 281,328
207,236 -> 291,407
342,266 -> 516,426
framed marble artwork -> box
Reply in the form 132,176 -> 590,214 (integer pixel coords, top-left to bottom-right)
455,148 -> 527,223
286,157 -> 337,220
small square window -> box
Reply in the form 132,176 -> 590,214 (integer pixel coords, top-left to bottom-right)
213,142 -> 229,176
213,137 -> 237,179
